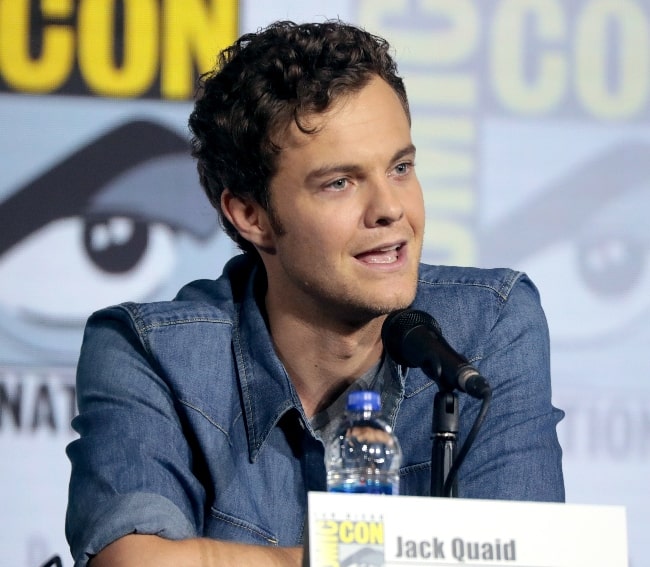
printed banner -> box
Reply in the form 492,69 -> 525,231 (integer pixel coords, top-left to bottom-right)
1,1 -> 648,565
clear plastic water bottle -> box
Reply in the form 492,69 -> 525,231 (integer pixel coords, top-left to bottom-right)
325,390 -> 402,494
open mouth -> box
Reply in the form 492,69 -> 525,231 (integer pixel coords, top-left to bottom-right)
355,243 -> 403,264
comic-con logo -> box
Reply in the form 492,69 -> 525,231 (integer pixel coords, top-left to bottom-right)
0,0 -> 237,99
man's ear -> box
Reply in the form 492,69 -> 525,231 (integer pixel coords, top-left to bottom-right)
221,189 -> 275,250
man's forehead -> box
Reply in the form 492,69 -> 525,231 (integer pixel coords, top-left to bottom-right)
273,80 -> 409,154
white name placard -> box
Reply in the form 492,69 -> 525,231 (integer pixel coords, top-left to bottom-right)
306,492 -> 627,567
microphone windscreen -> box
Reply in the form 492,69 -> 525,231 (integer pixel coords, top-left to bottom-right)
381,309 -> 442,366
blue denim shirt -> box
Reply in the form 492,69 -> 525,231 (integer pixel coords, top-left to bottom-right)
66,254 -> 564,566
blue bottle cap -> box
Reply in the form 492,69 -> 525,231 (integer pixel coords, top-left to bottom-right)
347,390 -> 381,411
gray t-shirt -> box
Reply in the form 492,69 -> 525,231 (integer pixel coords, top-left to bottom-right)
310,355 -> 388,446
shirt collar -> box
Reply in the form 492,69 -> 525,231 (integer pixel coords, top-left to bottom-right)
229,258 -> 305,462
226,256 -> 434,461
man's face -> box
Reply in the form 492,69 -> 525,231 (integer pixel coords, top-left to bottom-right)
261,76 -> 425,325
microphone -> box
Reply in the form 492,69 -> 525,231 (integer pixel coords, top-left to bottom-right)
381,309 -> 491,399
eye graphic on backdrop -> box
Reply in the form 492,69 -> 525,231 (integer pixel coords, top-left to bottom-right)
84,215 -> 153,274
0,120 -> 221,362
479,142 -> 650,348
0,214 -> 177,320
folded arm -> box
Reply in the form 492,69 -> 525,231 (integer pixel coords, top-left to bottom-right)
89,535 -> 302,567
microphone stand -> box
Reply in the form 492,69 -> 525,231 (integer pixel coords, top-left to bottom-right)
430,389 -> 458,497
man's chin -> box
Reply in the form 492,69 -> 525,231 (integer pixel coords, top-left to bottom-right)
339,295 -> 416,326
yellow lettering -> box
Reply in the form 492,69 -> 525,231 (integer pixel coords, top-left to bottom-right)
368,521 -> 384,545
321,542 -> 339,567
162,0 -> 238,99
576,0 -> 648,119
492,0 -> 567,113
338,520 -> 354,544
0,0 -> 74,93
354,522 -> 369,544
315,521 -> 340,567
78,0 -> 158,97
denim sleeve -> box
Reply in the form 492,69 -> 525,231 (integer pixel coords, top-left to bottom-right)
65,308 -> 202,566
457,274 -> 565,502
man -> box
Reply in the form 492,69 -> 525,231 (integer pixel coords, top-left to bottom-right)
66,20 -> 564,567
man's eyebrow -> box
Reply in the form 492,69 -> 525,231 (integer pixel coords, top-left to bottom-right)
305,162 -> 359,184
393,144 -> 417,162
304,144 -> 417,183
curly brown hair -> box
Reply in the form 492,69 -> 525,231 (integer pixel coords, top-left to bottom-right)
188,20 -> 409,254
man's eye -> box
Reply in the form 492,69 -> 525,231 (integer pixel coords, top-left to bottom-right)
327,178 -> 348,191
393,162 -> 412,176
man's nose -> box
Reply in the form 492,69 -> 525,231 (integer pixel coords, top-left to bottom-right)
363,176 -> 405,227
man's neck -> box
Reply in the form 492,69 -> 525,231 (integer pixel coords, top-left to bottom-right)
265,303 -> 385,418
